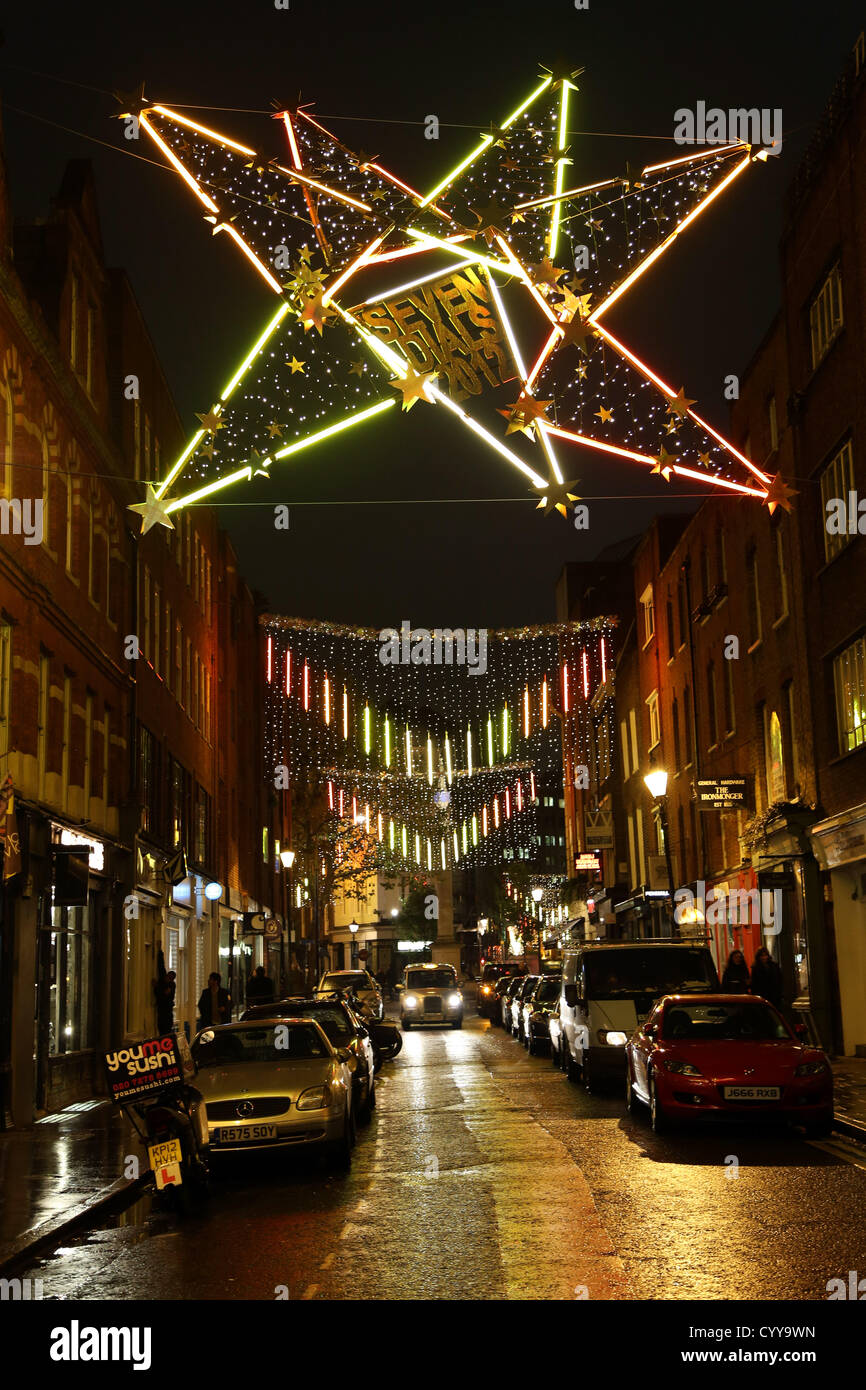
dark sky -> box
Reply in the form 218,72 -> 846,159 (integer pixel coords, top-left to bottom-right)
1,0 -> 862,626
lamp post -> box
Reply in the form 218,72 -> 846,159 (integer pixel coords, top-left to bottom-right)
531,887 -> 543,970
349,919 -> 359,968
643,767 -> 677,935
280,849 -> 295,993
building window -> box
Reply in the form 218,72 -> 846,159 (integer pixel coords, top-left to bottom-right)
647,690 -> 660,750
142,567 -> 151,664
144,414 -> 151,477
746,547 -> 762,647
185,640 -> 192,717
672,698 -> 681,771
629,708 -> 639,770
0,622 -> 11,764
724,656 -> 736,736
706,662 -> 718,746
47,904 -> 93,1055
152,585 -> 160,676
718,530 -> 727,587
767,394 -> 778,452
171,759 -> 185,847
83,692 -> 93,817
69,272 -> 80,369
833,636 -> 866,756
37,652 -> 50,800
767,708 -> 785,802
775,526 -> 789,618
640,584 -> 655,645
810,262 -> 843,369
184,515 -> 192,587
102,706 -> 110,809
65,471 -> 75,574
262,826 -> 269,864
61,675 -> 72,811
677,576 -> 688,648
139,726 -> 155,834
820,439 -> 855,564
2,377 -> 13,502
785,681 -> 798,786
41,437 -> 52,553
700,545 -> 711,603
85,303 -> 95,396
175,622 -> 183,705
195,786 -> 209,866
133,400 -> 141,481
164,602 -> 172,690
683,685 -> 694,766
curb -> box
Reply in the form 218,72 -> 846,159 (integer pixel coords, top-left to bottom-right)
0,1174 -> 148,1277
832,1114 -> 866,1144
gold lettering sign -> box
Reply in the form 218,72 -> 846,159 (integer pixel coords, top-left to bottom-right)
353,267 -> 510,402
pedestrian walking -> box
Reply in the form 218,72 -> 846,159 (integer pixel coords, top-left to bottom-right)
750,946 -> 783,1009
197,972 -> 232,1028
154,947 -> 177,1033
720,948 -> 751,993
246,965 -> 274,1005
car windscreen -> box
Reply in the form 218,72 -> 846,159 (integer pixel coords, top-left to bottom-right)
321,973 -> 369,992
406,969 -> 456,988
534,979 -> 560,1005
662,1002 -> 791,1041
585,948 -> 716,998
287,1005 -> 353,1043
193,1024 -> 329,1064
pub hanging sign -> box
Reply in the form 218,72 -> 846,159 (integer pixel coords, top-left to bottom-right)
697,777 -> 750,810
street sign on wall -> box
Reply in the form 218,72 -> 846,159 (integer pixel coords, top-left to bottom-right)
584,809 -> 614,849
697,777 -> 749,810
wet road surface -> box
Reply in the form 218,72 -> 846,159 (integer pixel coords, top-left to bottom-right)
21,1013 -> 866,1300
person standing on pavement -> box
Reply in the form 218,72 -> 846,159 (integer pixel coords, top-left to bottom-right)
720,949 -> 751,993
246,965 -> 274,1005
750,946 -> 783,1009
197,972 -> 231,1027
154,947 -> 177,1033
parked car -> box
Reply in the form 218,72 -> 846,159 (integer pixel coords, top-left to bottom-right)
400,963 -> 463,1030
523,975 -> 561,1054
625,993 -> 834,1137
508,976 -> 540,1038
192,1019 -> 355,1168
500,975 -> 527,1029
242,995 -> 376,1122
488,975 -> 517,1027
316,969 -> 384,1020
548,1000 -> 564,1067
560,941 -> 720,1092
476,963 -> 521,1018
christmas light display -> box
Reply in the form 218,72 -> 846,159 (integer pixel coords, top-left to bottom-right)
263,613 -> 614,873
122,66 -> 790,533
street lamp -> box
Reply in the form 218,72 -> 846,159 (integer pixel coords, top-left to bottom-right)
531,888 -> 544,970
643,767 -> 677,934
349,919 -> 359,968
279,850 -> 296,993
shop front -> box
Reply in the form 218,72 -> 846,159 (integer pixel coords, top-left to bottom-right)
810,800 -> 866,1057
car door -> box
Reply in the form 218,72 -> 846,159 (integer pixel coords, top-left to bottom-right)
630,1004 -> 660,1101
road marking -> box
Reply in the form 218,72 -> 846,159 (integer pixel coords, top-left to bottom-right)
808,1137 -> 866,1173
301,1283 -> 318,1300
319,1253 -> 335,1269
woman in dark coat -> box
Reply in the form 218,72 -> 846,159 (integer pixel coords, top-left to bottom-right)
750,947 -> 783,1009
721,948 -> 751,993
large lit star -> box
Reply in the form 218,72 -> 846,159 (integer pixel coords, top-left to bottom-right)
127,484 -> 175,535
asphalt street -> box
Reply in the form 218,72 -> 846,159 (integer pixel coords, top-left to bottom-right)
21,1012 -> 866,1301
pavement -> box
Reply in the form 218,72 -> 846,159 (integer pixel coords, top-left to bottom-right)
2,1038 -> 866,1281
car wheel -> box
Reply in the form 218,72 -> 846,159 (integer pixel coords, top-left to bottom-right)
451,1017 -> 463,1030
804,1110 -> 833,1140
649,1071 -> 669,1134
402,1018 -> 412,1031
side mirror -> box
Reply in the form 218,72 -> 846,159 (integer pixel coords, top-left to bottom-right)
336,1047 -> 352,1063
644,1024 -> 657,1039
794,1023 -> 808,1040
564,983 -> 578,1009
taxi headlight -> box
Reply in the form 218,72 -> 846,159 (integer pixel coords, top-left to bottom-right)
598,1030 -> 628,1047
448,993 -> 462,1007
297,1084 -> 333,1111
404,995 -> 418,1009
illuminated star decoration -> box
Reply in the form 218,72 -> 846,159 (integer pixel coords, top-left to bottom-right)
127,483 -> 176,535
127,72 -> 778,528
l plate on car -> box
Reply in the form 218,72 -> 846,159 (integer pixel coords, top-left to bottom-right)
723,1085 -> 781,1100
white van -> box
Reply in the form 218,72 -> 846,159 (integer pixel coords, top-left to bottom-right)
559,941 -> 719,1091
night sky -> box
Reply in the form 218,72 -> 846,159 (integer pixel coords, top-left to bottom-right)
1,0 -> 861,626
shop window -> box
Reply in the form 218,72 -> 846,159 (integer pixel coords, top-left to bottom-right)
47,904 -> 93,1055
833,635 -> 866,755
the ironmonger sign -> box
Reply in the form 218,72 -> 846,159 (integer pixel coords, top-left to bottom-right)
697,777 -> 749,810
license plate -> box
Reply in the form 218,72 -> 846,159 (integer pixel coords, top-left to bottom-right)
723,1086 -> 781,1101
215,1123 -> 278,1143
148,1138 -> 182,1170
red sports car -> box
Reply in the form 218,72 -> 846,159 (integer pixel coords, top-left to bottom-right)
624,993 -> 833,1137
